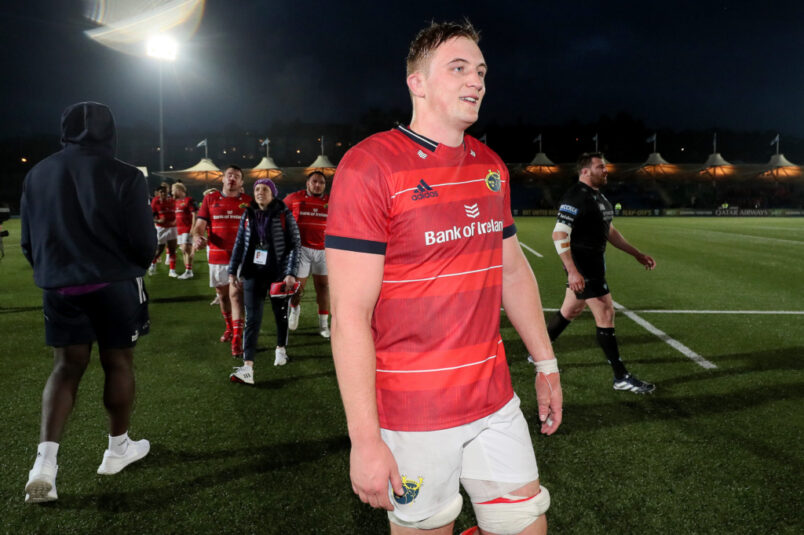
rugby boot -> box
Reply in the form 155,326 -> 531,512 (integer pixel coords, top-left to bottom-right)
613,373 -> 656,394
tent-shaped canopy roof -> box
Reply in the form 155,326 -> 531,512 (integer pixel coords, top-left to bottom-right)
632,152 -> 679,178
698,152 -> 735,177
305,154 -> 336,177
525,152 -> 559,175
643,152 -> 671,166
156,158 -> 222,181
703,152 -> 732,167
759,153 -> 801,179
695,153 -> 735,178
246,156 -> 282,179
767,153 -> 796,168
529,152 -> 555,166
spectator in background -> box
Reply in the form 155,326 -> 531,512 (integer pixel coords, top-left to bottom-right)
228,178 -> 301,384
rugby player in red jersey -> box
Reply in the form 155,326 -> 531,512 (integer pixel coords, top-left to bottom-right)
325,21 -> 562,535
172,182 -> 197,279
284,171 -> 330,338
193,165 -> 252,356
149,185 -> 178,277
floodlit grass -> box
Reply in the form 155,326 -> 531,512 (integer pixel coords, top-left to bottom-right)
1,217 -> 802,534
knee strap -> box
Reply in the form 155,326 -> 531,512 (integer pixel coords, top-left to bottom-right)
473,486 -> 550,535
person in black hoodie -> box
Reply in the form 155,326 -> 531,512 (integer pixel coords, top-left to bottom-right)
228,178 -> 301,384
20,102 -> 156,503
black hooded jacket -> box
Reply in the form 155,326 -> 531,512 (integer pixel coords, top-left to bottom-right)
20,102 -> 156,289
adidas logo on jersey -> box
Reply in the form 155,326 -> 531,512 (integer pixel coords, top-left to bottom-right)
411,179 -> 439,200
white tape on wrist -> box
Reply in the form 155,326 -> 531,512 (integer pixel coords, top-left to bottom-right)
532,357 -> 559,374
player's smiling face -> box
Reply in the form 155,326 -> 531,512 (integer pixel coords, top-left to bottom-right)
254,183 -> 273,209
422,36 -> 486,132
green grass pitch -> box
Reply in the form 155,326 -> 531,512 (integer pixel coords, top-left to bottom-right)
0,217 -> 801,534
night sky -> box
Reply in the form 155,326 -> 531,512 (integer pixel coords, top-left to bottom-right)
3,1 -> 804,139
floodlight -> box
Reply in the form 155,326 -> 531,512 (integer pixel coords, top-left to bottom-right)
146,34 -> 178,61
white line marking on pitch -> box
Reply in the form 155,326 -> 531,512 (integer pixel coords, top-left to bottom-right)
612,301 -> 717,369
520,242 -> 543,258
521,241 -> 721,368
687,228 -> 803,246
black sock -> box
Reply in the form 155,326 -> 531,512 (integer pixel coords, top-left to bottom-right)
596,326 -> 628,379
547,311 -> 571,342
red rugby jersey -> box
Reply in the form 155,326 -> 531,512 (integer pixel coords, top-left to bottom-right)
151,196 -> 176,227
174,196 -> 196,234
326,126 -> 516,431
197,191 -> 251,265
283,190 -> 329,250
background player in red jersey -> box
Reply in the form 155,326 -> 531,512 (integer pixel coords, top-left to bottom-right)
326,21 -> 562,535
192,165 -> 252,356
172,182 -> 197,279
284,171 -> 330,338
149,185 -> 178,277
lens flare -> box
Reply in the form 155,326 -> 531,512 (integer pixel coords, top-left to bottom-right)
83,0 -> 205,57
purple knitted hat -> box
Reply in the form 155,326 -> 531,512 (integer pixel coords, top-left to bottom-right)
254,178 -> 278,197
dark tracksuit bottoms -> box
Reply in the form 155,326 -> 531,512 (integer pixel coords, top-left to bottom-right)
243,275 -> 289,362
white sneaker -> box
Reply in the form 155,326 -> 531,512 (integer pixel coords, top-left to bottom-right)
230,366 -> 254,384
288,306 -> 300,331
97,438 -> 150,475
274,347 -> 288,366
319,322 -> 331,339
147,264 -> 157,276
168,269 -> 178,278
24,461 -> 58,503
178,270 -> 194,280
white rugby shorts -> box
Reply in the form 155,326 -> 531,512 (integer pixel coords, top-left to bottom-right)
176,232 -> 192,245
382,394 -> 539,524
208,263 -> 230,288
156,226 -> 178,245
297,246 -> 327,278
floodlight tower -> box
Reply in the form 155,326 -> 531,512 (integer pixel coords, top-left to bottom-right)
146,35 -> 177,172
